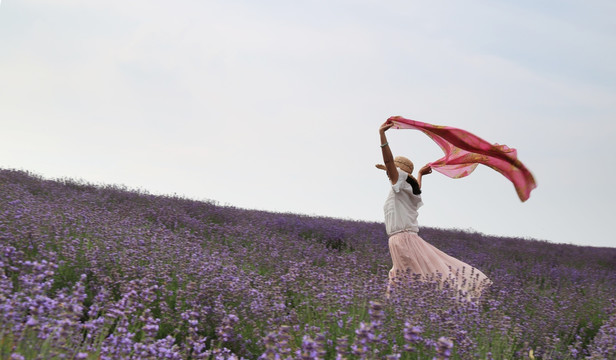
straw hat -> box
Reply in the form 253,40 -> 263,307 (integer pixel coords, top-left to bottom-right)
376,156 -> 421,193
377,156 -> 414,174
393,156 -> 414,174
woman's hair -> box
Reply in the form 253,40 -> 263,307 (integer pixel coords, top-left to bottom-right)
406,175 -> 422,195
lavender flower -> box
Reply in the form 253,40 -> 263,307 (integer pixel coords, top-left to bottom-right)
434,337 -> 453,360
335,336 -> 349,359
403,322 -> 423,352
297,335 -> 318,360
217,313 -> 240,343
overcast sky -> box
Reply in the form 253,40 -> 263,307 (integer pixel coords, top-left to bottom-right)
1,0 -> 615,248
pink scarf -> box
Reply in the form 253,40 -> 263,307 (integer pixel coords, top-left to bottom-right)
389,116 -> 537,202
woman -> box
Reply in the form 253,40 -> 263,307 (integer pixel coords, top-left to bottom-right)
377,120 -> 491,299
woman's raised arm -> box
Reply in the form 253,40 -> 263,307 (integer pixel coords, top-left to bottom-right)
417,164 -> 432,189
379,121 -> 398,184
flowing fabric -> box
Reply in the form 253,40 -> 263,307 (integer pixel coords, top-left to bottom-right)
388,116 -> 537,202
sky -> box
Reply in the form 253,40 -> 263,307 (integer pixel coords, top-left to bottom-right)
1,0 -> 615,248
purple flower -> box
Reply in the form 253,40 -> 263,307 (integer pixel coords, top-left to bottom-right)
403,322 -> 422,352
297,335 -> 318,360
25,316 -> 37,327
335,336 -> 349,358
434,337 -> 453,360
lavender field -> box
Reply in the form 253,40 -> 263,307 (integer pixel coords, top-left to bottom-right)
0,169 -> 615,359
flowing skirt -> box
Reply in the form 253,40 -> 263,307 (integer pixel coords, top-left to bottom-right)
387,231 -> 492,299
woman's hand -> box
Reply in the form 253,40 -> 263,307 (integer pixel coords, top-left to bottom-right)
379,121 -> 394,133
419,164 -> 432,176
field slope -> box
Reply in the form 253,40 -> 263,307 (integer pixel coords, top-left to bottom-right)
0,169 -> 614,359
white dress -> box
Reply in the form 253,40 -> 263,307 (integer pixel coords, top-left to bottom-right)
385,169 -> 492,298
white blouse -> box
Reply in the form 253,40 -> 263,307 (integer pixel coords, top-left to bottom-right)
384,169 -> 424,236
